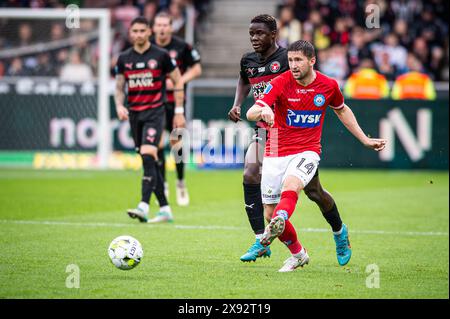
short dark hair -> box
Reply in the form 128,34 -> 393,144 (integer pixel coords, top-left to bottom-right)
287,40 -> 316,59
250,14 -> 277,32
152,11 -> 173,26
130,16 -> 150,28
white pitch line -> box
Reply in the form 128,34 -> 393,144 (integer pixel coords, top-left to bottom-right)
0,219 -> 448,237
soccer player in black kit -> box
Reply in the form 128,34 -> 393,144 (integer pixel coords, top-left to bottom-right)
228,14 -> 351,265
151,12 -> 202,206
115,17 -> 185,223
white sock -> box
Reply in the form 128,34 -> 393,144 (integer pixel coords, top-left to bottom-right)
159,205 -> 173,217
138,201 -> 149,214
255,234 -> 263,240
333,226 -> 343,236
293,247 -> 306,259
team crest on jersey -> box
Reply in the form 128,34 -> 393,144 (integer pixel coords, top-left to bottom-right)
313,94 -> 326,107
147,59 -> 158,69
169,50 -> 178,59
125,63 -> 133,69
269,61 -> 281,73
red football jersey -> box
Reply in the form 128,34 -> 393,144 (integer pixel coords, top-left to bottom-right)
255,70 -> 344,157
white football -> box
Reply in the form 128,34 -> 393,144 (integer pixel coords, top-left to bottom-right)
108,235 -> 143,270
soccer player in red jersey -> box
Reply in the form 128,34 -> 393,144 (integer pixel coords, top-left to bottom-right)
229,15 -> 359,266
247,40 -> 386,272
115,17 -> 185,223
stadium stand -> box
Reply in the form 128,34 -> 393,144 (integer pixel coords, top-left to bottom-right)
0,0 -> 448,95
0,0 -> 211,79
276,0 -> 449,84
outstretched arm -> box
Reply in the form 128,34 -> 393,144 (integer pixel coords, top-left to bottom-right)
228,75 -> 251,122
333,104 -> 386,151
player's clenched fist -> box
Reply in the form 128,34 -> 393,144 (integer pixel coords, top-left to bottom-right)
116,105 -> 129,121
261,106 -> 274,127
173,114 -> 186,129
228,106 -> 242,122
364,138 -> 387,152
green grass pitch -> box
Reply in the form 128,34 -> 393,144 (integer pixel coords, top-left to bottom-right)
0,168 -> 448,298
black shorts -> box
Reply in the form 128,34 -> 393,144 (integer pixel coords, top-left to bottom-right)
165,102 -> 184,133
129,106 -> 165,152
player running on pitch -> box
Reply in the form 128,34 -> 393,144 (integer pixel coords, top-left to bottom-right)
115,17 -> 185,223
228,14 -> 355,266
151,12 -> 202,206
247,40 -> 386,272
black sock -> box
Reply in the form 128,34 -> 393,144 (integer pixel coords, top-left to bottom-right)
322,203 -> 343,232
154,166 -> 169,207
141,155 -> 157,204
157,148 -> 166,182
176,162 -> 184,181
243,183 -> 265,235
173,147 -> 184,181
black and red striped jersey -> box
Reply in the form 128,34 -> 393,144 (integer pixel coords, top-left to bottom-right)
240,46 -> 289,101
240,46 -> 288,128
115,44 -> 176,112
150,35 -> 201,103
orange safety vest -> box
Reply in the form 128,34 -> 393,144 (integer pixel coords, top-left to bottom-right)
391,71 -> 436,100
344,68 -> 390,99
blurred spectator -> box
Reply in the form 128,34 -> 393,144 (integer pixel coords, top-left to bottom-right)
143,0 -> 159,23
411,37 -> 430,73
114,0 -> 140,32
169,0 -> 186,36
0,61 -> 5,77
50,23 -> 65,41
277,5 -> 302,48
391,0 -> 422,23
17,23 -> 33,46
33,53 -> 57,76
16,23 -> 38,70
344,59 -> 390,99
371,33 -> 408,77
413,5 -> 445,47
337,0 -> 359,18
392,19 -> 411,49
319,45 -> 348,81
303,10 -> 331,50
377,51 -> 396,80
329,17 -> 350,46
7,57 -> 31,76
347,26 -> 374,74
430,46 -> 446,81
60,50 -> 94,83
391,53 -> 436,100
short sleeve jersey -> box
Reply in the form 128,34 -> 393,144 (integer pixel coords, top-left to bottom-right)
240,47 -> 288,128
256,70 -> 344,157
115,45 -> 176,111
151,35 -> 201,103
